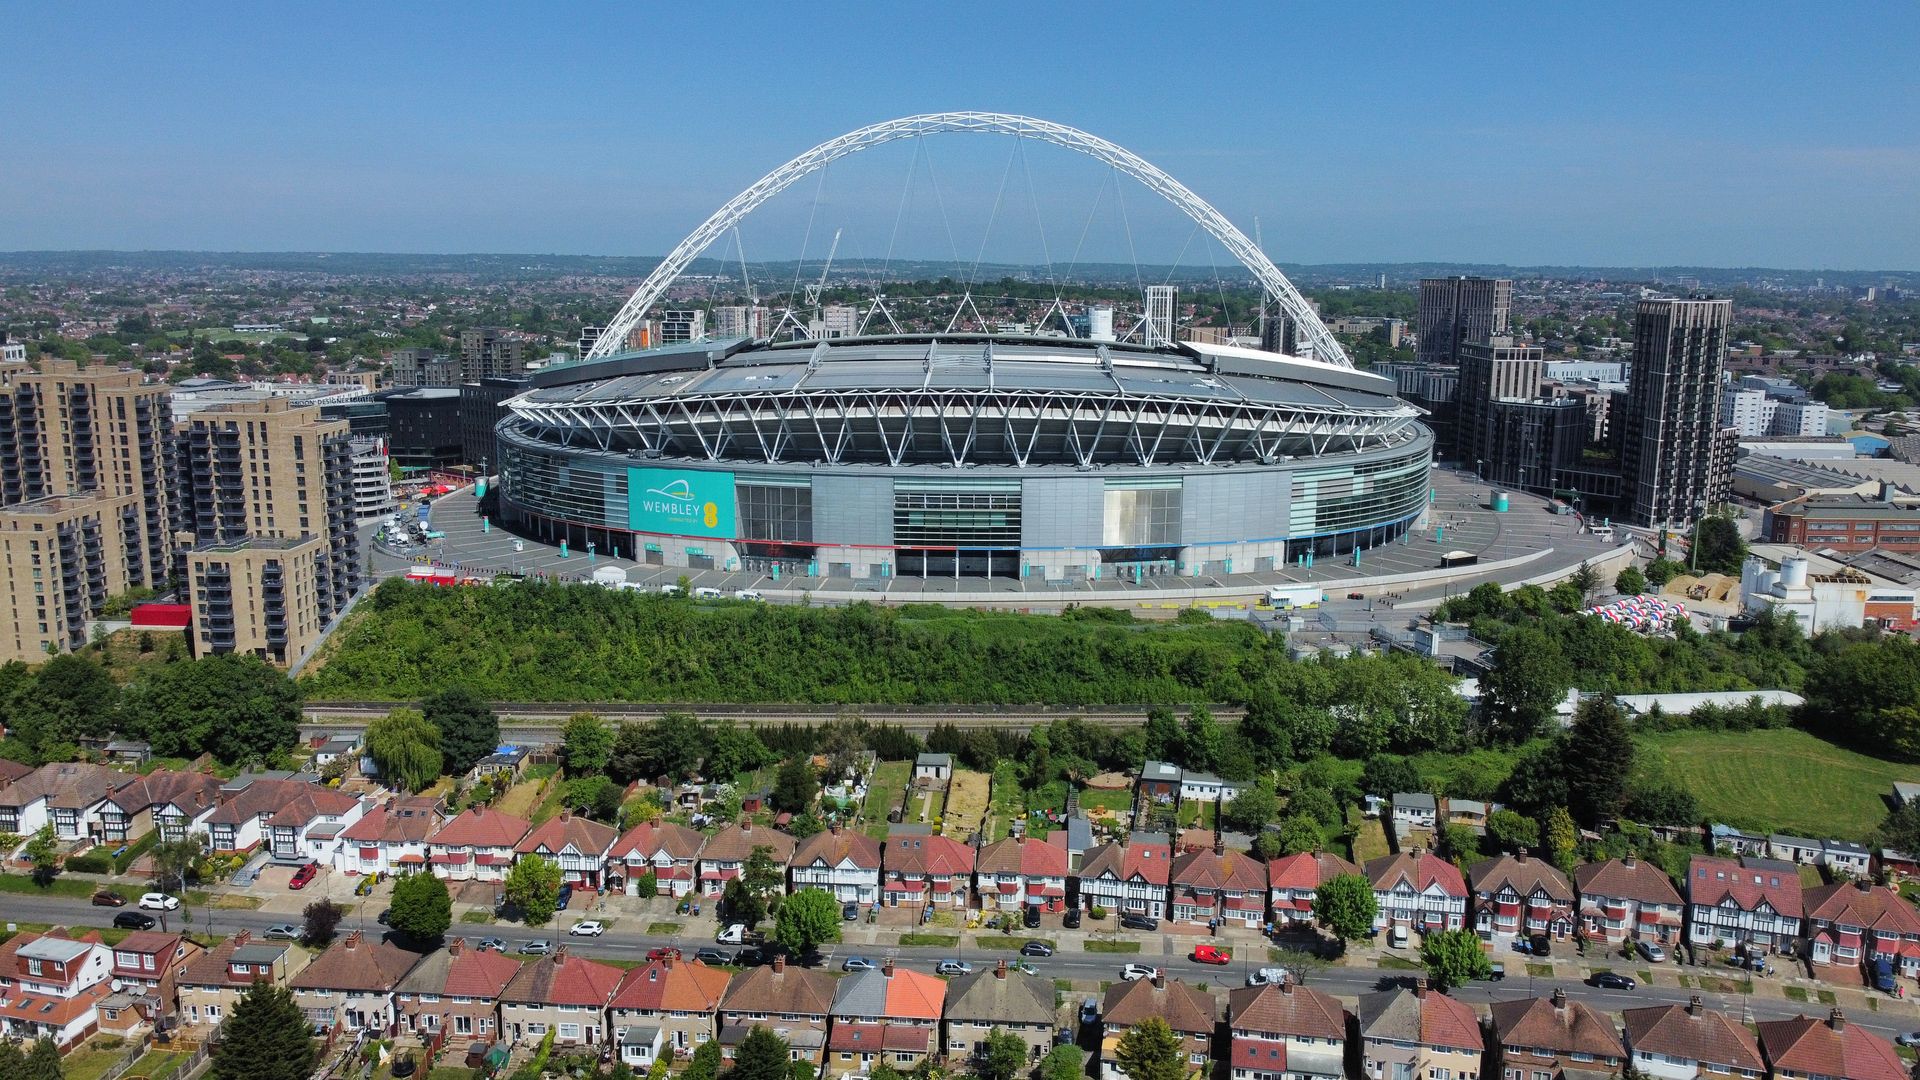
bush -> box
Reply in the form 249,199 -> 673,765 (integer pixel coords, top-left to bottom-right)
1088,906 -> 1107,920
65,852 -> 112,874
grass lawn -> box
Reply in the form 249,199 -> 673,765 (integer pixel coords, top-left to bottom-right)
647,921 -> 683,934
947,769 -> 991,839
124,1047 -> 188,1080
1638,728 -> 1911,839
429,1069 -> 477,1080
212,894 -> 262,909
496,777 -> 549,819
1082,939 -> 1141,954
61,1040 -> 134,1080
1525,963 -> 1554,978
459,910 -> 492,923
1798,865 -> 1825,888
862,761 -> 911,838
900,932 -> 960,947
975,937 -> 1055,951
1080,788 -> 1132,816
1348,810 -> 1391,864
0,875 -> 142,901
1784,986 -> 1809,1002
1378,955 -> 1423,971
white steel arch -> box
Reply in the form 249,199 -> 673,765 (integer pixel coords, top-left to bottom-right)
590,112 -> 1351,367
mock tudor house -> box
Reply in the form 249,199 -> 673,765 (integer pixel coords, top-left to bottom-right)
609,819 -> 706,897
790,825 -> 882,906
99,931 -> 201,1037
338,795 -> 444,876
0,930 -> 114,1049
1622,997 -> 1767,1080
1168,834 -> 1268,927
96,769 -> 222,845
881,831 -> 975,910
499,946 -> 623,1047
1225,978 -> 1347,1080
265,787 -> 366,864
827,958 -> 946,1076
1686,854 -> 1804,953
1101,975 -> 1214,1080
1757,1010 -> 1905,1080
1469,849 -> 1576,944
428,807 -> 532,882
393,937 -> 521,1044
716,954 -> 833,1068
176,931 -> 304,1028
1366,849 -> 1468,935
1354,985 -> 1482,1080
1573,854 -> 1685,947
1267,850 -> 1360,928
945,960 -> 1056,1063
1487,989 -> 1626,1080
975,833 -> 1069,914
1078,833 -> 1172,920
516,810 -> 618,889
699,819 -> 796,898
0,763 -> 128,841
1803,880 -> 1920,977
610,954 -> 729,1058
289,929 -> 422,1033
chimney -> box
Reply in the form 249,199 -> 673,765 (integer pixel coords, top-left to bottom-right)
232,930 -> 252,947
883,958 -> 895,978
1687,995 -> 1702,1016
1151,972 -> 1165,989
772,954 -> 786,974
1623,852 -> 1636,868
831,822 -> 840,835
448,938 -> 464,957
345,930 -> 363,949
741,817 -> 752,833
1828,1008 -> 1845,1032
559,808 -> 571,822
1550,988 -> 1567,1010
995,959 -> 1007,980
1413,980 -> 1427,999
1280,974 -> 1294,995
1213,830 -> 1225,856
662,952 -> 675,970
1016,833 -> 1025,845
1857,879 -> 1873,892
1517,847 -> 1529,863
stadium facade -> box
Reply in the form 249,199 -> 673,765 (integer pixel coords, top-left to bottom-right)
496,334 -> 1433,580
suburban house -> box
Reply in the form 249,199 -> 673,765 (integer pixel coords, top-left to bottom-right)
1101,976 -> 1215,1080
1354,985 -> 1481,1080
264,787 -> 366,864
912,753 -> 953,789
338,795 -> 444,876
1822,840 -> 1872,878
609,955 -> 730,1059
1078,833 -> 1173,920
1486,989 -> 1626,1080
608,819 -> 707,897
1758,1010 -> 1905,1080
716,954 -> 833,1068
1802,880 -> 1920,977
1469,850 -> 1576,943
881,831 -> 975,910
943,960 -> 1055,1064
1444,798 -> 1490,834
289,929 -> 422,1033
1060,816 -> 1094,872
1390,792 -> 1438,834
0,762 -> 129,841
96,769 -> 222,845
176,931 -> 304,1028
1710,824 -> 1768,857
975,833 -> 1070,914
1267,851 -> 1360,928
427,807 -> 532,882
393,937 -> 521,1045
698,819 -> 796,898
469,747 -> 531,783
1168,835 -> 1268,927
1138,761 -> 1183,804
516,810 -> 618,889
0,930 -> 113,1050
1769,835 -> 1823,865
1895,781 -> 1920,810
1224,978 -> 1347,1080
1178,771 -> 1244,805
1365,849 -> 1468,935
1622,998 -> 1767,1080
1573,854 -> 1685,947
826,958 -> 946,1076
498,947 -> 623,1047
312,734 -> 362,769
1686,855 -> 1805,953
790,826 -> 883,906
99,931 -> 201,1038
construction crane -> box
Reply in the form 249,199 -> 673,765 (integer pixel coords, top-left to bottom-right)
804,228 -> 843,308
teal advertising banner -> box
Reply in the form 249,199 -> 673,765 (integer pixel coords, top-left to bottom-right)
627,467 -> 737,538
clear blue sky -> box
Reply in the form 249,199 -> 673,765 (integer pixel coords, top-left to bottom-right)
2,1 -> 1915,269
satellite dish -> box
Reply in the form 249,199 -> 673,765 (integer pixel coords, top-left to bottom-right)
110,979 -> 125,993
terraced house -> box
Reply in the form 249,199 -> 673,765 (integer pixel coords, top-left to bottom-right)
609,819 -> 706,897
1101,976 -> 1214,1080
827,958 -> 946,1077
975,833 -> 1069,914
499,946 -> 622,1047
716,954 -> 833,1068
1686,855 -> 1804,953
608,954 -> 729,1058
1802,880 -> 1920,977
393,937 -> 521,1044
699,819 -> 795,898
1573,854 -> 1684,947
1225,978 -> 1347,1080
1622,998 -> 1766,1080
1077,833 -> 1172,920
515,810 -> 617,889
789,825 -> 882,906
1354,985 -> 1481,1080
1168,833 -> 1268,927
289,930 -> 421,1033
1469,849 -> 1576,944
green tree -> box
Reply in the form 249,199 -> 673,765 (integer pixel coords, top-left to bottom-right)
150,834 -> 207,897
23,824 -> 59,885
771,756 -> 819,815
1643,557 -> 1686,588
117,653 -> 300,765
562,776 -> 624,821
0,1041 -> 24,1080
23,1037 -> 61,1080
722,878 -> 767,929
1360,755 -> 1426,798
1275,814 -> 1324,857
11,653 -> 119,757
976,1029 -> 1029,1080
1568,563 -> 1600,603
705,721 -> 773,784
301,900 -> 345,947
1420,928 -> 1492,990
1485,809 -> 1541,854
683,1041 -> 723,1080
1882,800 -> 1920,856
365,708 -> 444,793
210,980 -> 317,1080
505,854 -> 564,926
1614,565 -> 1647,596
1479,628 -> 1573,744
788,809 -> 826,839
773,888 -> 842,957
1113,1017 -> 1185,1080
388,871 -> 453,941
1287,787 -> 1342,827
423,686 -> 498,776
1543,806 -> 1579,875
726,1027 -> 792,1080
1039,1045 -> 1083,1080
1690,516 -> 1747,576
1312,873 -> 1378,943
1563,697 -> 1634,827
1218,783 -> 1280,833
561,713 -> 614,776
1623,783 -> 1699,827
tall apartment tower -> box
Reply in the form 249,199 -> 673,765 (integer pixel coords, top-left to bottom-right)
1619,298 -> 1734,527
1259,309 -> 1299,356
0,359 -> 174,589
0,494 -> 137,661
1454,336 -> 1545,468
458,328 -> 526,381
174,399 -> 360,665
1417,277 -> 1512,366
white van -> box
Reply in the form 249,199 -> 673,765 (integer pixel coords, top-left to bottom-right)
659,583 -> 684,596
716,923 -> 746,944
1388,926 -> 1409,949
734,589 -> 764,601
692,587 -> 723,599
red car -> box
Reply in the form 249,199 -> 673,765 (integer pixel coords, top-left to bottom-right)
1190,944 -> 1231,966
647,946 -> 683,962
289,862 -> 320,890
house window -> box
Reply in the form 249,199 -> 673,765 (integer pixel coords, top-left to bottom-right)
207,1005 -> 222,1020
559,1024 -> 580,1041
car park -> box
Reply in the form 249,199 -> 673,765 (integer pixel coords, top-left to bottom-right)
1119,964 -> 1160,981
1190,944 -> 1230,965
1020,941 -> 1054,957
264,924 -> 300,940
114,912 -> 156,930
1588,972 -> 1636,990
519,940 -> 553,955
91,890 -> 126,907
695,948 -> 734,965
647,946 -> 683,962
569,920 -> 605,937
842,956 -> 875,972
936,960 -> 974,976
1063,908 -> 1081,929
289,862 -> 320,890
138,893 -> 180,911
1119,914 -> 1158,932
1636,941 -> 1668,963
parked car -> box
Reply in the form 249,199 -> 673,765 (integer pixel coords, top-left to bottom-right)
647,946 -> 683,962
138,893 -> 180,911
376,909 -> 391,925
735,946 -> 767,967
476,938 -> 507,952
264,924 -> 300,940
113,912 -> 157,930
1529,934 -> 1551,957
1016,962 -> 1040,977
1119,914 -> 1159,932
1587,972 -> 1637,990
90,890 -> 126,907
556,884 -> 574,909
1246,967 -> 1289,986
1063,908 -> 1081,930
1119,964 -> 1160,982
1190,944 -> 1230,966
936,960 -> 974,976
1388,926 -> 1409,949
1873,957 -> 1896,992
1021,941 -> 1054,957
843,902 -> 860,921
569,920 -> 605,937
1636,941 -> 1668,963
1895,1031 -> 1920,1048
1487,962 -> 1506,982
1079,999 -> 1099,1025
695,948 -> 734,965
842,956 -> 875,972
289,862 -> 320,890
519,940 -> 553,955
1023,906 -> 1041,929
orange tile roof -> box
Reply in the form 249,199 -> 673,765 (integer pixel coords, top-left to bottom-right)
501,948 -> 623,1008
610,957 -> 730,1013
1757,1012 -> 1904,1080
429,807 -> 532,848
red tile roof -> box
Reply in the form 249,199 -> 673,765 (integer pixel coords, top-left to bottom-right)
1227,981 -> 1344,1040
1687,855 -> 1803,917
1267,851 -> 1361,891
429,807 -> 532,848
501,947 -> 623,1007
1468,852 -> 1574,902
1488,992 -> 1625,1060
341,796 -> 444,844
515,811 -> 617,857
1623,1001 -> 1765,1072
1366,849 -> 1467,897
1081,839 -> 1173,886
1757,1012 -> 1904,1080
290,931 -> 420,993
1573,856 -> 1683,907
975,834 -> 1068,877
610,820 -> 706,862
792,828 -> 882,872
1803,882 -> 1920,936
700,821 -> 796,864
1169,846 -> 1267,893
610,957 -> 730,1013
1102,977 -> 1217,1036
442,943 -> 523,999
884,832 -> 973,876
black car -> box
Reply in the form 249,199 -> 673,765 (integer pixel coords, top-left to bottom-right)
1588,972 -> 1637,990
735,946 -> 767,967
1023,906 -> 1041,929
695,948 -> 735,965
1063,908 -> 1081,929
1529,934 -> 1551,958
1119,914 -> 1159,932
843,902 -> 860,921
1020,941 -> 1054,957
113,911 -> 157,930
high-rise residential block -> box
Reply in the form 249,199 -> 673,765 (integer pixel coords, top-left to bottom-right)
1454,336 -> 1544,467
1417,277 -> 1512,366
458,328 -> 526,381
182,536 -> 330,666
0,493 -> 136,661
1620,298 -> 1735,527
657,310 -> 709,345
713,305 -> 769,340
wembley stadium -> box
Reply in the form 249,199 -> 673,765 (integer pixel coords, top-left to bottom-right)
493,114 -> 1434,581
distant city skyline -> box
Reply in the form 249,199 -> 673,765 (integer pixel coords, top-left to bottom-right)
1,2 -> 1915,269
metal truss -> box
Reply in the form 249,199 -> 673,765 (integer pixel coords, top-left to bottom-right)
589,112 -> 1352,367
506,387 -> 1418,469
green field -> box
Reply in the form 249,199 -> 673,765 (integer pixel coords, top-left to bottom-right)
1638,728 -> 1912,840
